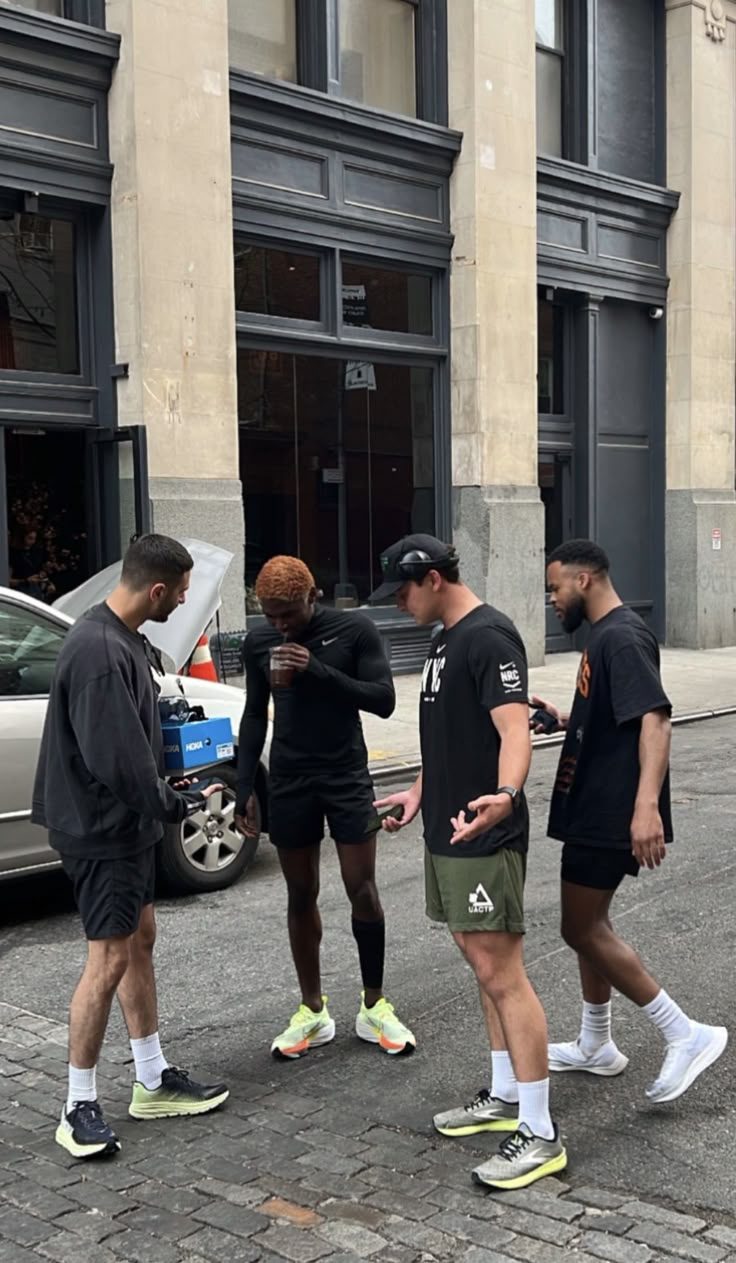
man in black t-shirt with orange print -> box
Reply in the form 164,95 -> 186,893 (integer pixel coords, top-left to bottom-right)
534,539 -> 727,1104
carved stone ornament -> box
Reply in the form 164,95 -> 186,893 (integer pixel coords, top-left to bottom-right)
705,0 -> 726,41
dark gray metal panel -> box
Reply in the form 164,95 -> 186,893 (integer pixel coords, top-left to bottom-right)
0,383 -> 96,425
596,0 -> 656,183
232,196 -> 453,265
597,221 -> 661,269
0,9 -> 117,202
537,157 -> 679,303
231,75 -> 458,256
0,6 -> 118,65
595,301 -> 660,631
343,162 -> 443,223
597,301 -> 655,438
231,137 -> 329,200
0,74 -> 98,148
537,208 -> 589,254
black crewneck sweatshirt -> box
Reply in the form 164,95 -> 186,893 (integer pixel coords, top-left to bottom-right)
32,603 -> 198,858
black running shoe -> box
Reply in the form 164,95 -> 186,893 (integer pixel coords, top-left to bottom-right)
129,1065 -> 229,1119
55,1100 -> 121,1159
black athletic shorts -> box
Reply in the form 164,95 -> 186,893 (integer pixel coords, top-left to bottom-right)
61,847 -> 156,940
269,770 -> 376,849
560,842 -> 640,891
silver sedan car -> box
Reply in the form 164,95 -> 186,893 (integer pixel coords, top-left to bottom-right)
0,543 -> 267,893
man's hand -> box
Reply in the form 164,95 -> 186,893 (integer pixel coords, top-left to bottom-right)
529,695 -> 567,733
631,800 -> 666,869
373,789 -> 421,833
450,794 -> 512,846
275,644 -> 311,672
235,794 -> 260,838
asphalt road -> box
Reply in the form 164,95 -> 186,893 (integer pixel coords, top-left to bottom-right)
2,716 -> 735,1221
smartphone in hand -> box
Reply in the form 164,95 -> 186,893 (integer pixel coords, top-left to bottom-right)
366,803 -> 405,834
176,776 -> 224,799
528,703 -> 560,735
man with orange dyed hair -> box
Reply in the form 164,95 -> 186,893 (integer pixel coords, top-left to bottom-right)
236,556 -> 416,1060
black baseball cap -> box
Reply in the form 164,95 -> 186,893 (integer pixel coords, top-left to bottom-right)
368,534 -> 456,603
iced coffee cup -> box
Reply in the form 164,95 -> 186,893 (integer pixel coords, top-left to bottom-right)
269,645 -> 294,687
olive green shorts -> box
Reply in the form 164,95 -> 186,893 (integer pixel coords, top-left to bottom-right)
424,846 -> 527,934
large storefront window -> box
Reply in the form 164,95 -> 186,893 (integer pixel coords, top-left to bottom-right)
0,215 -> 78,374
227,0 -> 297,82
239,350 -> 434,603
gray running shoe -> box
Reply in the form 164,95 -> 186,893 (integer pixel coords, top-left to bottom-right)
433,1087 -> 519,1137
472,1123 -> 567,1190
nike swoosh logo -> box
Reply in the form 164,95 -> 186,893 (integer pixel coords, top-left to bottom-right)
499,662 -> 517,670
322,637 -> 338,646
435,644 -> 446,654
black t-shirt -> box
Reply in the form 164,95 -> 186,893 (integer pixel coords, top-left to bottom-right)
548,606 -> 673,849
419,604 -> 530,858
237,606 -> 395,803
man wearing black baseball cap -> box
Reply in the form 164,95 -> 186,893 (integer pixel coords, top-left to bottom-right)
371,534 -> 566,1190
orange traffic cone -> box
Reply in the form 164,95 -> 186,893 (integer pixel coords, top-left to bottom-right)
188,634 -> 218,681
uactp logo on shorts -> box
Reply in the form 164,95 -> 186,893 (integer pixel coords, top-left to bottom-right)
469,883 -> 494,914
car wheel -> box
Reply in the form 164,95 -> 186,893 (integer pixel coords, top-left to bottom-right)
157,762 -> 261,895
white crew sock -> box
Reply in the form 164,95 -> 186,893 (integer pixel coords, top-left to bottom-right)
67,1064 -> 97,1114
130,1032 -> 169,1091
517,1078 -> 555,1140
643,989 -> 691,1046
579,1000 -> 612,1055
490,1050 -> 518,1103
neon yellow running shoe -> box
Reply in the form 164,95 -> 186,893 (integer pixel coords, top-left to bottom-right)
129,1066 -> 229,1119
355,992 -> 416,1055
271,997 -> 336,1060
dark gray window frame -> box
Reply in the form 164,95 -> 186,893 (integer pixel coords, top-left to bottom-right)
238,0 -> 448,126
233,236 -> 331,335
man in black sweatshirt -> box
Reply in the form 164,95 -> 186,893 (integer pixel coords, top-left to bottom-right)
32,534 -> 229,1160
236,554 -> 415,1060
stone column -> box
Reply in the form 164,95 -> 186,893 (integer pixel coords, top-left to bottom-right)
448,0 -> 544,663
105,0 -> 244,629
665,0 -> 736,647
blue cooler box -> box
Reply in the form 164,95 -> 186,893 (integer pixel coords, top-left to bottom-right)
162,717 -> 234,773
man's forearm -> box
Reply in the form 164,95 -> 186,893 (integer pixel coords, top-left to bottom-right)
636,711 -> 671,805
498,736 -> 531,794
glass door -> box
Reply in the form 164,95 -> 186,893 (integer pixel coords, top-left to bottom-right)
539,449 -> 575,652
87,426 -> 151,570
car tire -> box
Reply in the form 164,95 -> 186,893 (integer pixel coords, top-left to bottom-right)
157,762 -> 261,895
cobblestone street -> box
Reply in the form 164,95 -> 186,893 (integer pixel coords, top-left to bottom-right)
3,999 -> 736,1263
2,720 -> 735,1263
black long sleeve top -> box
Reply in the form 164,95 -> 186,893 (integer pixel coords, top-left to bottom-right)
237,606 -> 395,809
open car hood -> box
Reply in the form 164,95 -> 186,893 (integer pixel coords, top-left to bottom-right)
53,539 -> 234,673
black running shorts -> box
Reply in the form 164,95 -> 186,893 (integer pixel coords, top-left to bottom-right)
560,842 -> 639,891
61,847 -> 156,940
268,771 -> 376,849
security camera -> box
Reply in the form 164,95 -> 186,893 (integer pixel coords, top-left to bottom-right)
649,306 -> 664,320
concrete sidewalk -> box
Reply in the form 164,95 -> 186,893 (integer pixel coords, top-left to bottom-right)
364,645 -> 736,775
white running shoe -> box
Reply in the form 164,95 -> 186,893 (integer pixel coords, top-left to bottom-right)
548,1038 -> 629,1076
646,1022 -> 728,1104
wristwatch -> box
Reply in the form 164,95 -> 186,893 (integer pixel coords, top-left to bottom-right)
497,786 -> 520,804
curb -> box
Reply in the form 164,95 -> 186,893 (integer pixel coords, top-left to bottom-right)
369,704 -> 736,784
